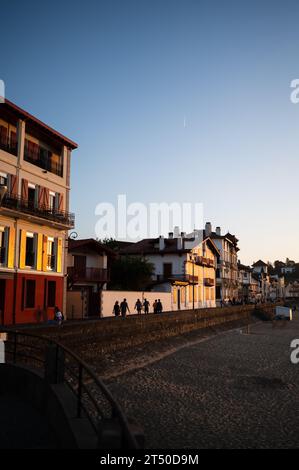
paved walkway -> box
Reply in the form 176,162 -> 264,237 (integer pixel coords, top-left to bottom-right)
109,314 -> 299,448
0,394 -> 57,449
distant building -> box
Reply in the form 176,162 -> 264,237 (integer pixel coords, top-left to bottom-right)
66,238 -> 115,319
120,229 -> 220,309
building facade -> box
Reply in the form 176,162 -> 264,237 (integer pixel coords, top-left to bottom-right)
120,231 -> 219,309
201,223 -> 239,305
66,238 -> 114,319
0,99 -> 77,325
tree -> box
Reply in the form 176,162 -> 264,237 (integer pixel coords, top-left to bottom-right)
109,256 -> 154,291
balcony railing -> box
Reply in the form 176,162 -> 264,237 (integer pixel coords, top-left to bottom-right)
156,273 -> 199,284
195,256 -> 215,267
24,146 -> 63,177
0,135 -> 18,156
1,191 -> 75,228
204,278 -> 215,287
68,267 -> 109,283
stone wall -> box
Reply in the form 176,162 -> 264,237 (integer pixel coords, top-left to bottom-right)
31,303 -> 278,356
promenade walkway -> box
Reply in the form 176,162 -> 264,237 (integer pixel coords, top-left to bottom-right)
108,313 -> 299,448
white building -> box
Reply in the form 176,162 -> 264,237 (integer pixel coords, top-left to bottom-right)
120,230 -> 220,310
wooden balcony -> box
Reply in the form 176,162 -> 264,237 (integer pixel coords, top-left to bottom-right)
68,266 -> 109,283
204,278 -> 215,287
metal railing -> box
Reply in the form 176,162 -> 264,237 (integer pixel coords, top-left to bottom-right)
0,328 -> 140,449
1,191 -> 75,228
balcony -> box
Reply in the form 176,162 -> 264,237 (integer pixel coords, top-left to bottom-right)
195,256 -> 215,268
24,143 -> 63,177
204,278 -> 215,287
156,273 -> 198,284
67,267 -> 109,283
1,191 -> 75,228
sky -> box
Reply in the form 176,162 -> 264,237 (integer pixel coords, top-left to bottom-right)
1,0 -> 299,265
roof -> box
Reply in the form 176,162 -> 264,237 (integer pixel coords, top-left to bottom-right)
238,263 -> 251,272
68,238 -> 116,257
120,236 -> 220,256
1,98 -> 78,149
252,260 -> 268,267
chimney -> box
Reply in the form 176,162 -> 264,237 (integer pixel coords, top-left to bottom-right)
159,235 -> 165,251
173,226 -> 180,238
216,226 -> 221,236
177,236 -> 183,250
168,232 -> 173,239
205,222 -> 212,236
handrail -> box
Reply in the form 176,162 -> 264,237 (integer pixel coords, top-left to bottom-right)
0,327 -> 139,449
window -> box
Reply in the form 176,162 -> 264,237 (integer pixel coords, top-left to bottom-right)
25,280 -> 36,308
163,263 -> 172,278
47,281 -> 56,307
46,237 -> 55,270
28,184 -> 36,209
49,192 -> 56,212
0,172 -> 7,186
25,233 -> 36,267
0,227 -> 6,265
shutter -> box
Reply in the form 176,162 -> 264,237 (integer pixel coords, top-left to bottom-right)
9,174 -> 17,196
42,235 -> 48,271
44,188 -> 49,208
56,238 -> 63,273
7,227 -> 15,268
57,193 -> 63,212
36,233 -> 43,271
21,179 -> 28,201
38,186 -> 44,208
19,230 -> 27,269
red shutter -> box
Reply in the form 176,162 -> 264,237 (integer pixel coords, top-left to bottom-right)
58,193 -> 63,212
44,188 -> 49,208
21,179 -> 28,201
9,174 -> 17,196
38,186 -> 45,208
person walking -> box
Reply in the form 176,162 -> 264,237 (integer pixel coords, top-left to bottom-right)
143,298 -> 150,314
113,301 -> 120,317
153,299 -> 158,314
54,306 -> 63,326
157,299 -> 163,314
120,298 -> 130,318
135,298 -> 142,315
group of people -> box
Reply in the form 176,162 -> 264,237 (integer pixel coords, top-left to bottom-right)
112,298 -> 163,317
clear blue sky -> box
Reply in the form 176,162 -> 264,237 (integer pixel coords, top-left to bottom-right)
1,0 -> 299,265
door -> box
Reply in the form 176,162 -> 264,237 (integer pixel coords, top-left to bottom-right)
0,280 -> 6,325
177,288 -> 181,310
89,290 -> 100,317
74,255 -> 86,278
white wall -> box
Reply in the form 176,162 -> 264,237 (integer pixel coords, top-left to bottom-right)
101,290 -> 172,317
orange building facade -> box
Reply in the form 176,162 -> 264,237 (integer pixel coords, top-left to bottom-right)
0,99 -> 77,325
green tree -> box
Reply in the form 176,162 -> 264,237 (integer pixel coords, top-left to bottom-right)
109,256 -> 154,291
